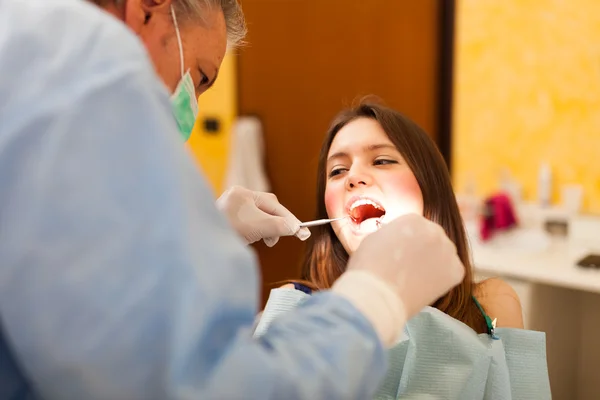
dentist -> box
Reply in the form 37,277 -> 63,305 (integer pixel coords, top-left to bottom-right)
0,0 -> 465,399
92,0 -> 310,245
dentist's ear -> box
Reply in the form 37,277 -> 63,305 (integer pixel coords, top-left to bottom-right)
140,0 -> 173,15
125,0 -> 172,31
121,0 -> 149,32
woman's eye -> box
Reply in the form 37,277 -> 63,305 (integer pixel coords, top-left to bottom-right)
374,159 -> 397,166
328,168 -> 346,178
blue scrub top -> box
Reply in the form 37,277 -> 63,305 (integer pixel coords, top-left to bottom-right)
0,0 -> 386,399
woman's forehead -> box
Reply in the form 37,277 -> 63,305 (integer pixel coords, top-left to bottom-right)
328,119 -> 394,155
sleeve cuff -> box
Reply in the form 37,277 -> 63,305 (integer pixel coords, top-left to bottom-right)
331,270 -> 406,347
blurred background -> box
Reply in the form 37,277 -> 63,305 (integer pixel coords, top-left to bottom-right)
187,1 -> 600,398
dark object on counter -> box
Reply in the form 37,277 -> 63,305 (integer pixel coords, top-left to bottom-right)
576,254 -> 600,269
544,219 -> 568,236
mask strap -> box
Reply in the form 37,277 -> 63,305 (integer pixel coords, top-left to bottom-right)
170,5 -> 185,78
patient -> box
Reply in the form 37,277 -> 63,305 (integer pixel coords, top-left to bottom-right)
255,100 -> 550,399
283,100 -> 523,333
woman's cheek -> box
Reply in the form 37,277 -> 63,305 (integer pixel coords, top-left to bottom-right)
389,173 -> 424,214
324,185 -> 345,218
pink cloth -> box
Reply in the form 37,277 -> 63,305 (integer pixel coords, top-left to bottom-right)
480,193 -> 518,241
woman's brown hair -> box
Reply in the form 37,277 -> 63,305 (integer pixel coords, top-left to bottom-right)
300,100 -> 487,334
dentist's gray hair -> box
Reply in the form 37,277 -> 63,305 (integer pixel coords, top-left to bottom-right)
177,0 -> 246,48
90,0 -> 247,48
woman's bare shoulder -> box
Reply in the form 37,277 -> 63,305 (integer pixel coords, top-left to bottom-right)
278,283 -> 295,289
474,278 -> 524,329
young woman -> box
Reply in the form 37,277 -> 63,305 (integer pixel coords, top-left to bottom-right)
284,100 -> 524,333
254,100 -> 552,399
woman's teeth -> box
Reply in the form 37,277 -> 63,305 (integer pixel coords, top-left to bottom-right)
355,216 -> 385,233
349,198 -> 384,212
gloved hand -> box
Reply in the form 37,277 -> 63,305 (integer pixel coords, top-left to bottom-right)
332,213 -> 465,346
216,186 -> 311,247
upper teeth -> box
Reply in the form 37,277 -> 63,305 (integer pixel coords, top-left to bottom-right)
350,199 -> 383,211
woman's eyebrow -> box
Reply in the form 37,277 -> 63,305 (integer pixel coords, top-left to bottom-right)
365,143 -> 396,152
327,143 -> 396,162
327,151 -> 348,163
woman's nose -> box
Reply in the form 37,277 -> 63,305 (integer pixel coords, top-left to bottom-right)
346,170 -> 373,190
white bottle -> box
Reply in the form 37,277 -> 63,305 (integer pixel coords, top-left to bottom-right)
537,162 -> 552,207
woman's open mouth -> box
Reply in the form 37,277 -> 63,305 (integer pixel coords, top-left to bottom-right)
347,197 -> 386,233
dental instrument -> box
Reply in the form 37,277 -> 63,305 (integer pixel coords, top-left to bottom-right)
299,216 -> 347,228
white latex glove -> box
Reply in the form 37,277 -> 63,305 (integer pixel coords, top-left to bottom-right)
216,186 -> 311,247
332,213 -> 465,346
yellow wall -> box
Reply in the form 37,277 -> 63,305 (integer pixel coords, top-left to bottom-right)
453,0 -> 600,213
187,53 -> 237,197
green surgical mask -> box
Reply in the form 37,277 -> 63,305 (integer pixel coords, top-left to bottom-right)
170,6 -> 198,142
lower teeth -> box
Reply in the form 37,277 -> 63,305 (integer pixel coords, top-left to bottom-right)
358,217 -> 384,226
